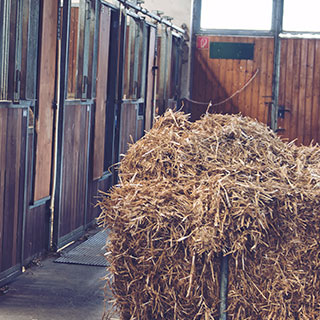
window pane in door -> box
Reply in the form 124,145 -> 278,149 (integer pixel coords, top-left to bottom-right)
200,0 -> 272,31
283,0 -> 320,32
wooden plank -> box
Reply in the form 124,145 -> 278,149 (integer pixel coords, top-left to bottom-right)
304,40 -> 315,145
284,39 -> 294,142
11,109 -> 22,267
24,203 -> 49,263
76,1 -> 85,98
119,102 -> 137,155
34,0 -> 58,201
1,109 -> 25,271
210,36 -> 226,113
312,40 -> 320,143
67,7 -> 79,98
264,38 -> 274,126
229,37 -> 239,114
256,38 -> 268,123
277,38 -> 288,136
20,0 -> 30,99
0,108 -> 8,272
297,39 -> 308,145
145,26 -> 156,131
291,40 -> 302,144
93,5 -> 111,180
2,109 -> 19,271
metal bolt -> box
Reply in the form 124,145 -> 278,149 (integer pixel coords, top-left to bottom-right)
163,15 -> 173,22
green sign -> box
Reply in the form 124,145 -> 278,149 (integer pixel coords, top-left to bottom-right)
210,42 -> 255,60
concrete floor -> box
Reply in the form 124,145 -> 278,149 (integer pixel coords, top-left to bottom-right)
0,236 -> 117,320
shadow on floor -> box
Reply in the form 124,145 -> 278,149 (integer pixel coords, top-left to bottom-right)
0,230 -> 115,320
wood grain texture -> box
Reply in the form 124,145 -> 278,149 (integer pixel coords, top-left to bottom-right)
86,175 -> 112,225
92,6 -> 111,180
23,203 -> 49,263
278,38 -> 320,145
33,0 -> 58,201
191,36 -> 274,124
0,108 -> 27,273
119,102 -> 138,156
67,7 -> 79,98
59,104 -> 89,238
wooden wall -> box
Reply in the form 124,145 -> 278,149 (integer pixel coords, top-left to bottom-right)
33,0 -> 58,201
278,38 -> 320,145
192,35 -> 320,145
59,104 -> 90,242
119,102 -> 144,156
93,5 -> 111,180
0,107 -> 28,276
192,36 -> 274,124
23,130 -> 49,263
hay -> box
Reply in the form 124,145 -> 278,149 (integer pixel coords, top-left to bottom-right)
98,110 -> 320,319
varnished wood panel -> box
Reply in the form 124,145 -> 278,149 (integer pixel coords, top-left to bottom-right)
86,175 -> 112,225
119,102 -> 138,155
34,0 -> 58,201
145,26 -> 156,131
23,129 -> 49,263
23,203 -> 49,263
191,36 -> 274,124
278,38 -> 320,145
0,107 -> 27,273
60,105 -> 89,238
67,7 -> 79,98
93,5 -> 111,180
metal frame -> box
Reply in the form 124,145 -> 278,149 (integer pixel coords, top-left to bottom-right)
103,4 -> 120,173
53,0 -> 71,250
117,0 -> 185,35
114,8 -> 127,168
53,0 -> 96,250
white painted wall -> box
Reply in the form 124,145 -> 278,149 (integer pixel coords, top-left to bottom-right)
143,0 -> 192,31
143,0 -> 192,99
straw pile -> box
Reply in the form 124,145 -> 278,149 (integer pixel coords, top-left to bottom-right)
98,110 -> 320,319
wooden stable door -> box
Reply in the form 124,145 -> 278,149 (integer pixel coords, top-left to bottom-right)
118,19 -> 156,156
192,36 -> 274,124
0,105 -> 29,285
278,38 -> 320,145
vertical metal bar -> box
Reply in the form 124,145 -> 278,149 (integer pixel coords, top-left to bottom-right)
140,21 -> 148,100
0,0 -> 11,100
105,7 -> 120,171
21,105 -> 30,267
270,0 -> 284,131
132,19 -> 140,99
219,252 -> 229,320
188,0 -> 202,103
26,0 -> 40,100
13,0 -> 23,102
113,8 -> 126,181
84,103 -> 91,227
90,0 -> 99,99
53,0 -> 71,250
81,0 -> 91,99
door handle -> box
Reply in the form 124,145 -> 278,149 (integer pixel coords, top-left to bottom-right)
278,105 -> 290,119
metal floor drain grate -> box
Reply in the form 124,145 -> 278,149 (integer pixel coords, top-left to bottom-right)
54,230 -> 108,267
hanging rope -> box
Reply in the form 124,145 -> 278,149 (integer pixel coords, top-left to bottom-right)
184,68 -> 260,110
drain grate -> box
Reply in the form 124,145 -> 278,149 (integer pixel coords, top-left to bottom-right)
54,230 -> 108,267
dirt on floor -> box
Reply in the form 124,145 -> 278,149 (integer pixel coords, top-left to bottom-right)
0,233 -> 116,320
